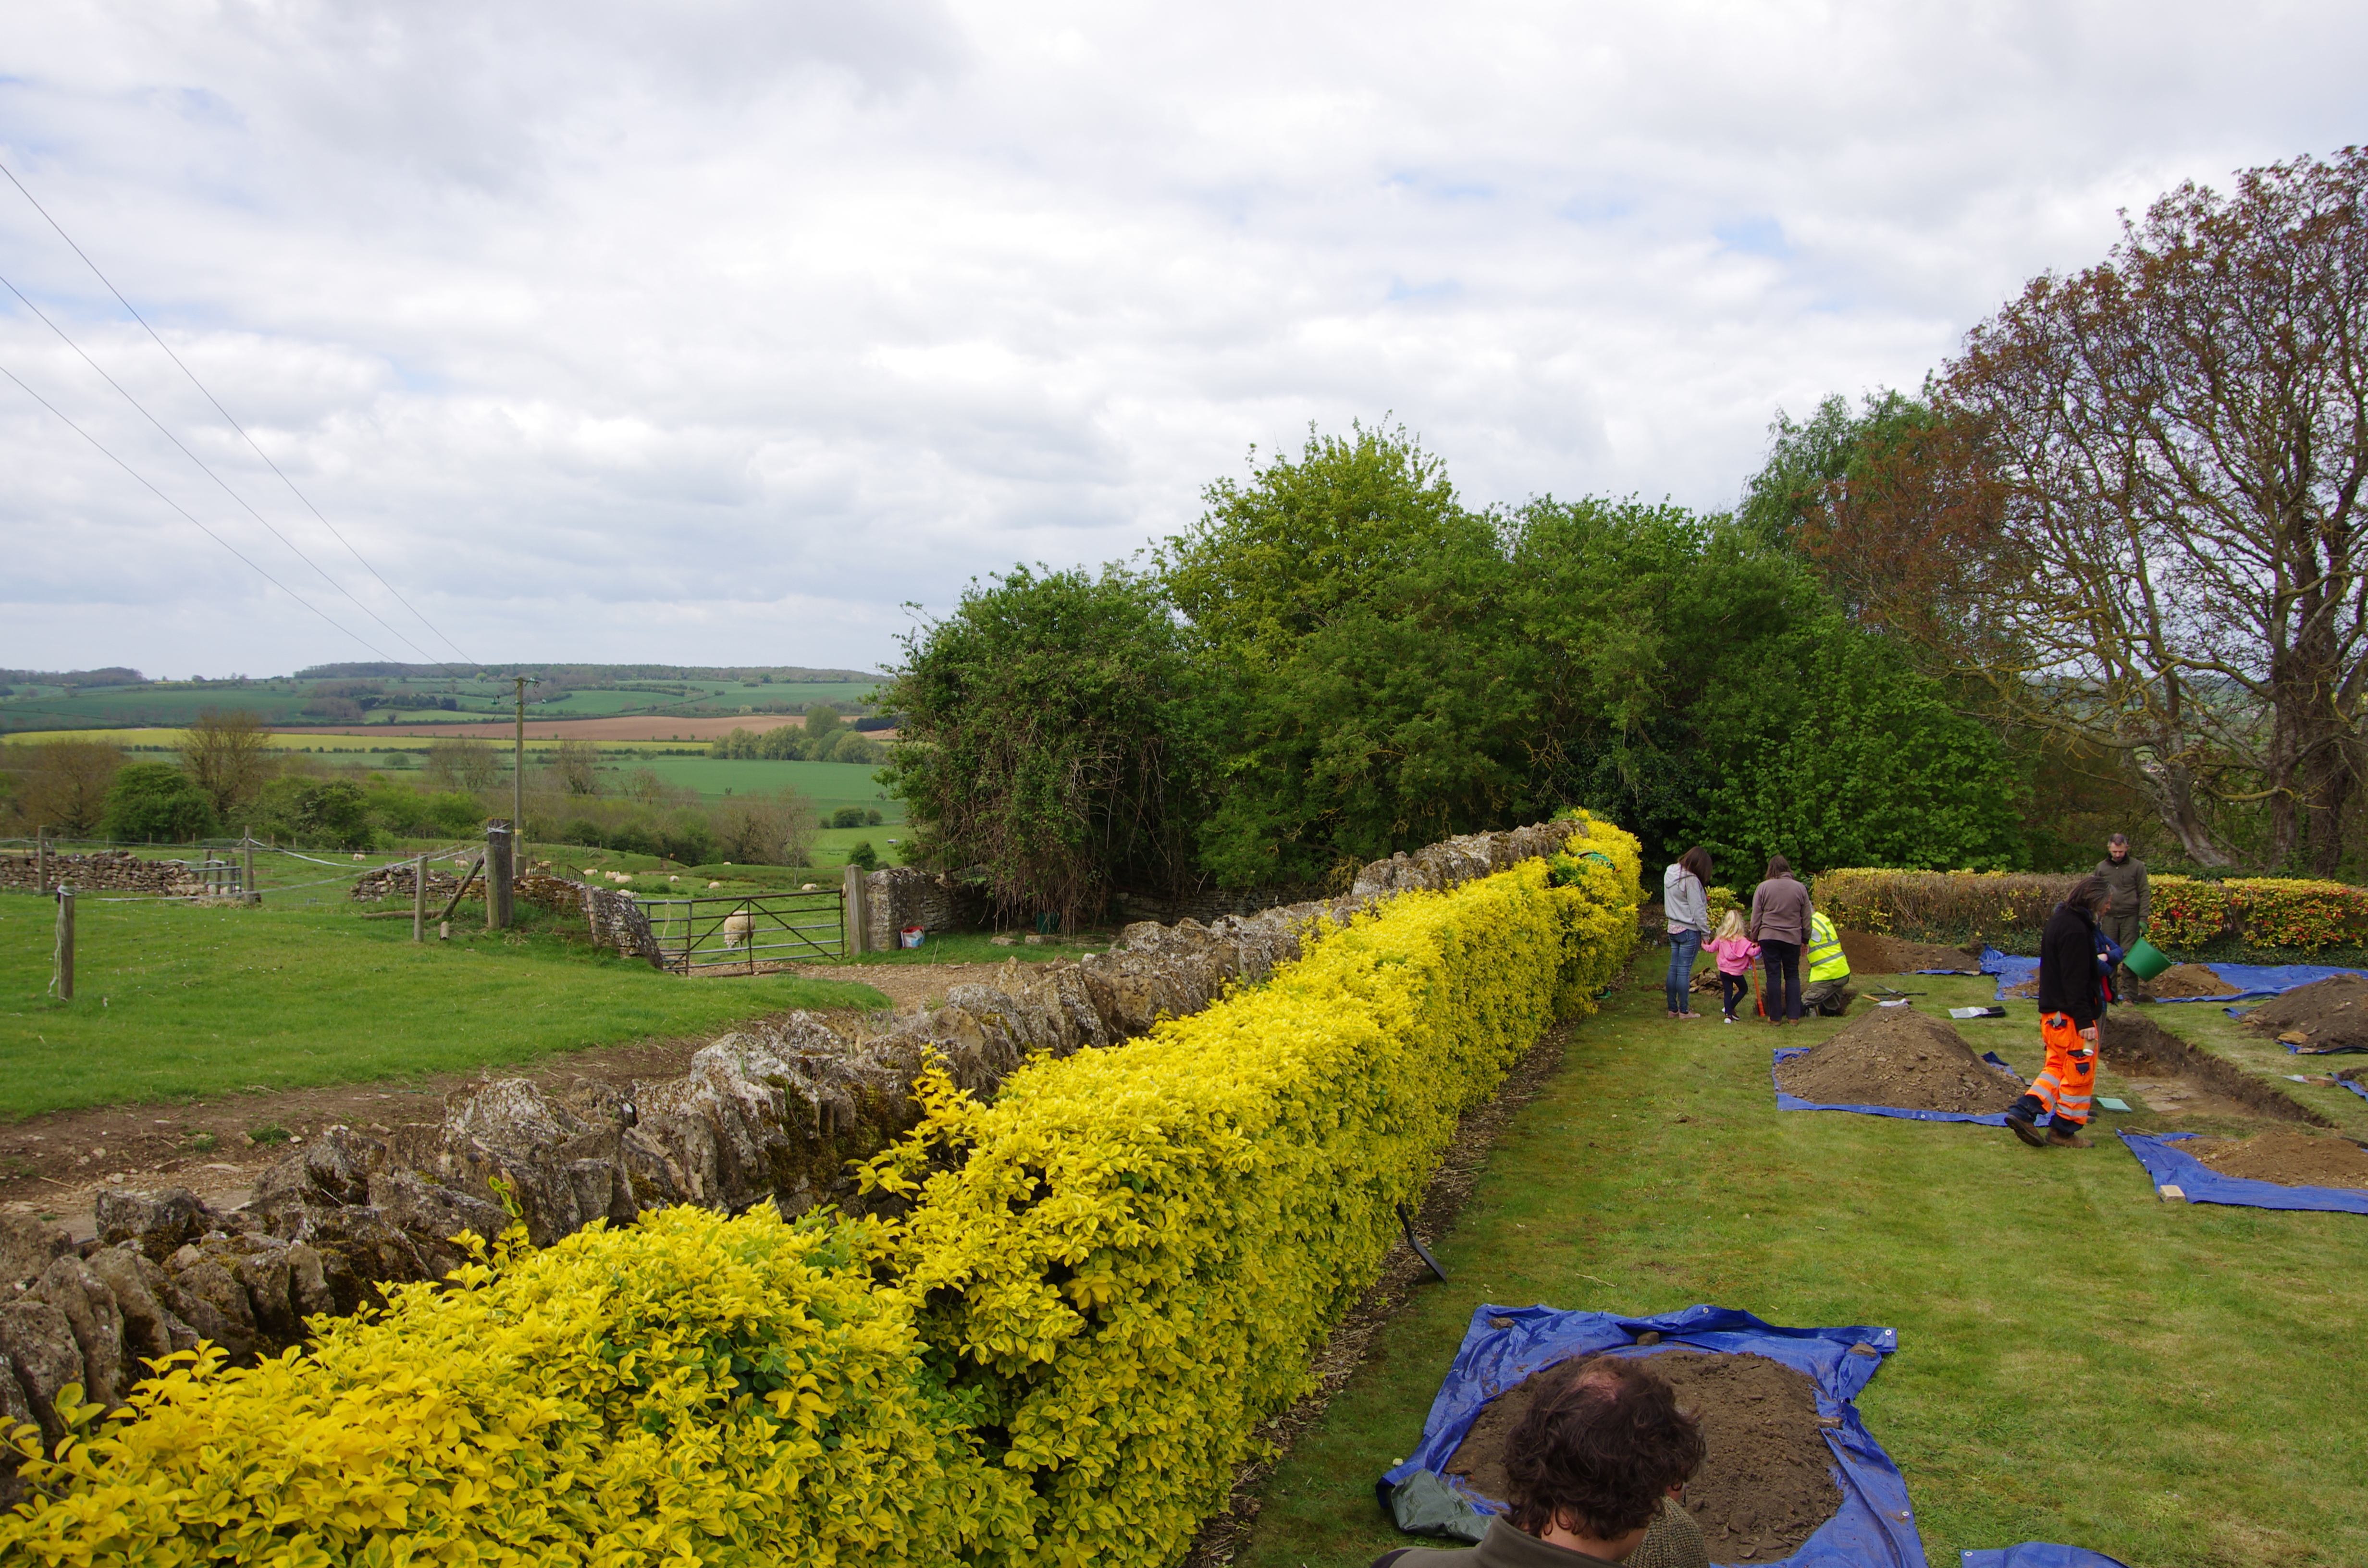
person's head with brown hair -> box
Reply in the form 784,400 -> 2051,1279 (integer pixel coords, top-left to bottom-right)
1502,1355 -> 1706,1553
1764,853 -> 1792,881
2063,874 -> 2110,917
1678,845 -> 1714,885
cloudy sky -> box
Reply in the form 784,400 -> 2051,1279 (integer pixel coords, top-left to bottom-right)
2,1 -> 2361,678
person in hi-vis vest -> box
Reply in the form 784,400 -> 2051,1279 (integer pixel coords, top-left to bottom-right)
1798,910 -> 1854,1017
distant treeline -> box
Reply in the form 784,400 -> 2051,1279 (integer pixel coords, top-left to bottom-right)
293,662 -> 881,683
1,667 -> 145,686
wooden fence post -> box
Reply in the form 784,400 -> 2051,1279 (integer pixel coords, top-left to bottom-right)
36,832 -> 48,895
843,864 -> 869,956
486,825 -> 514,931
243,836 -> 258,906
55,885 -> 74,1002
413,854 -> 427,943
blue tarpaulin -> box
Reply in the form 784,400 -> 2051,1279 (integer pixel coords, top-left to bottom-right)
2118,1130 -> 2368,1214
1379,1304 -> 1923,1568
1960,1547 -> 2132,1568
1773,1047 -> 2035,1127
1980,946 -> 2367,1004
2346,1079 -> 2368,1103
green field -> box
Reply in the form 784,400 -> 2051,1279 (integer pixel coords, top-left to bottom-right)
0,891 -> 893,1118
0,674 -> 887,734
1234,966 -> 2368,1567
606,756 -> 901,813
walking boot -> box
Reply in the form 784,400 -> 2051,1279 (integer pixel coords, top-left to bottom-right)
2003,1096 -> 2047,1147
2046,1124 -> 2094,1149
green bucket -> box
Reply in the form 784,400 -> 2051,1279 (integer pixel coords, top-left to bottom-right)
2124,937 -> 2173,980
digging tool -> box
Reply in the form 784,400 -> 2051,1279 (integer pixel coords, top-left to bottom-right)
1396,1202 -> 1448,1283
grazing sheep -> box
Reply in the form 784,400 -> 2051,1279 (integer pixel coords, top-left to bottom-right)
722,911 -> 754,948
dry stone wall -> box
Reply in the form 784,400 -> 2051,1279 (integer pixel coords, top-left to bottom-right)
0,850 -> 216,896
0,818 -> 1596,1490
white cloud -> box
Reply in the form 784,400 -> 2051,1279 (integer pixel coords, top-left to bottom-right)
3,0 -> 2363,674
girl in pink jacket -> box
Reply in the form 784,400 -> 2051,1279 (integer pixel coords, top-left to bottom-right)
1703,910 -> 1760,1023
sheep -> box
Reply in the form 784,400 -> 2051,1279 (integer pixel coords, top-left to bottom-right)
722,911 -> 754,948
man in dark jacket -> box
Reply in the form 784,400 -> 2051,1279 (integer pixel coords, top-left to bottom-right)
2095,834 -> 2149,989
1370,1356 -> 1707,1568
2005,875 -> 2109,1150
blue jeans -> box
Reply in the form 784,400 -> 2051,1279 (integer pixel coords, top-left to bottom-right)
1666,929 -> 1703,1014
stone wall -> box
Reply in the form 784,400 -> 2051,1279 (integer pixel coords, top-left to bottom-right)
1114,882 -> 1315,927
0,850 -> 217,896
0,817 -> 1597,1482
863,866 -> 963,948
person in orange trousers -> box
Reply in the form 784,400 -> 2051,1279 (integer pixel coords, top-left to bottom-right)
2006,874 -> 2110,1149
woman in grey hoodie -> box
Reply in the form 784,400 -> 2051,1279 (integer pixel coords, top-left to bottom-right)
1662,846 -> 1714,1019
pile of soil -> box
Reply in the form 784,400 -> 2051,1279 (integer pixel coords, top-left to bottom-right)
2002,976 -> 2039,999
2146,963 -> 2239,1000
2101,1010 -> 2334,1128
2185,1128 -> 2368,1189
1444,1349 -> 1842,1563
1837,931 -> 1980,975
2236,974 -> 2368,1053
1773,1008 -> 2022,1113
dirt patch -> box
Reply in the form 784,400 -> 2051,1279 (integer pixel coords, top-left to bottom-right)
2101,1010 -> 2334,1128
2003,978 -> 2039,999
1837,931 -> 1980,975
2236,974 -> 2368,1052
1773,1008 -> 2021,1114
2146,964 -> 2239,1000
1443,1349 -> 1841,1563
0,964 -> 999,1237
2185,1128 -> 2368,1189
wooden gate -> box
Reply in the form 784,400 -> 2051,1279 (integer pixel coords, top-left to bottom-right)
637,887 -> 847,973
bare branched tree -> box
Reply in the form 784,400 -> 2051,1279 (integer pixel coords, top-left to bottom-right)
178,708 -> 274,821
1939,147 -> 2368,869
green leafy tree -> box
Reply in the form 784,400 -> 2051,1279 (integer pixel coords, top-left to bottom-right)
1192,527 -> 1523,887
245,778 -> 374,849
878,564 -> 1207,928
846,839 -> 879,871
1690,609 -> 2023,871
102,763 -> 218,842
1159,420 -> 1471,664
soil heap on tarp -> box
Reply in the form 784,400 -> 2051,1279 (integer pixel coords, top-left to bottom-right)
1837,931 -> 1980,975
2236,974 -> 2368,1052
1444,1349 -> 1841,1564
2145,964 -> 2239,999
2186,1128 -> 2368,1188
2002,976 -> 2040,999
1773,1007 -> 2021,1114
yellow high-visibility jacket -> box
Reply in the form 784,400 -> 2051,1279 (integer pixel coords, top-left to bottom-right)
1806,911 -> 1849,982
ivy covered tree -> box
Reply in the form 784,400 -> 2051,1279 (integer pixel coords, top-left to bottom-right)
876,565 -> 1209,929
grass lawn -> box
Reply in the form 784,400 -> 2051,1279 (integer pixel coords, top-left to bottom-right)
0,891 -> 891,1119
1235,961 -> 2368,1568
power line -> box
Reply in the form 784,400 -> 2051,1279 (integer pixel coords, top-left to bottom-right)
0,157 -> 480,670
0,360 -> 397,661
0,270 -> 456,669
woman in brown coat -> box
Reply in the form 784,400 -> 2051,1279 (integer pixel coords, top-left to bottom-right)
1747,855 -> 1812,1024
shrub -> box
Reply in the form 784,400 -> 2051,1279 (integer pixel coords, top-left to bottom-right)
0,1208 -> 1015,1566
100,763 -> 217,843
832,806 -> 866,829
863,813 -> 1641,1565
847,839 -> 879,871
1812,867 -> 2368,955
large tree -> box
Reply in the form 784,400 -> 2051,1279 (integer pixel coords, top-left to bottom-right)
1942,147 -> 2368,870
179,707 -> 275,820
877,565 -> 1208,928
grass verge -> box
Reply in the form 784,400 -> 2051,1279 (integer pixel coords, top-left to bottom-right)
0,892 -> 890,1119
1232,963 -> 2368,1568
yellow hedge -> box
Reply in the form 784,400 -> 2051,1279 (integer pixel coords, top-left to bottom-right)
1813,866 -> 2368,954
863,814 -> 1640,1566
1,817 -> 1641,1567
0,1207 -> 1016,1567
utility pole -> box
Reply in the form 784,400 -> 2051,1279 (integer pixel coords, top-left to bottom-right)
511,674 -> 536,848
